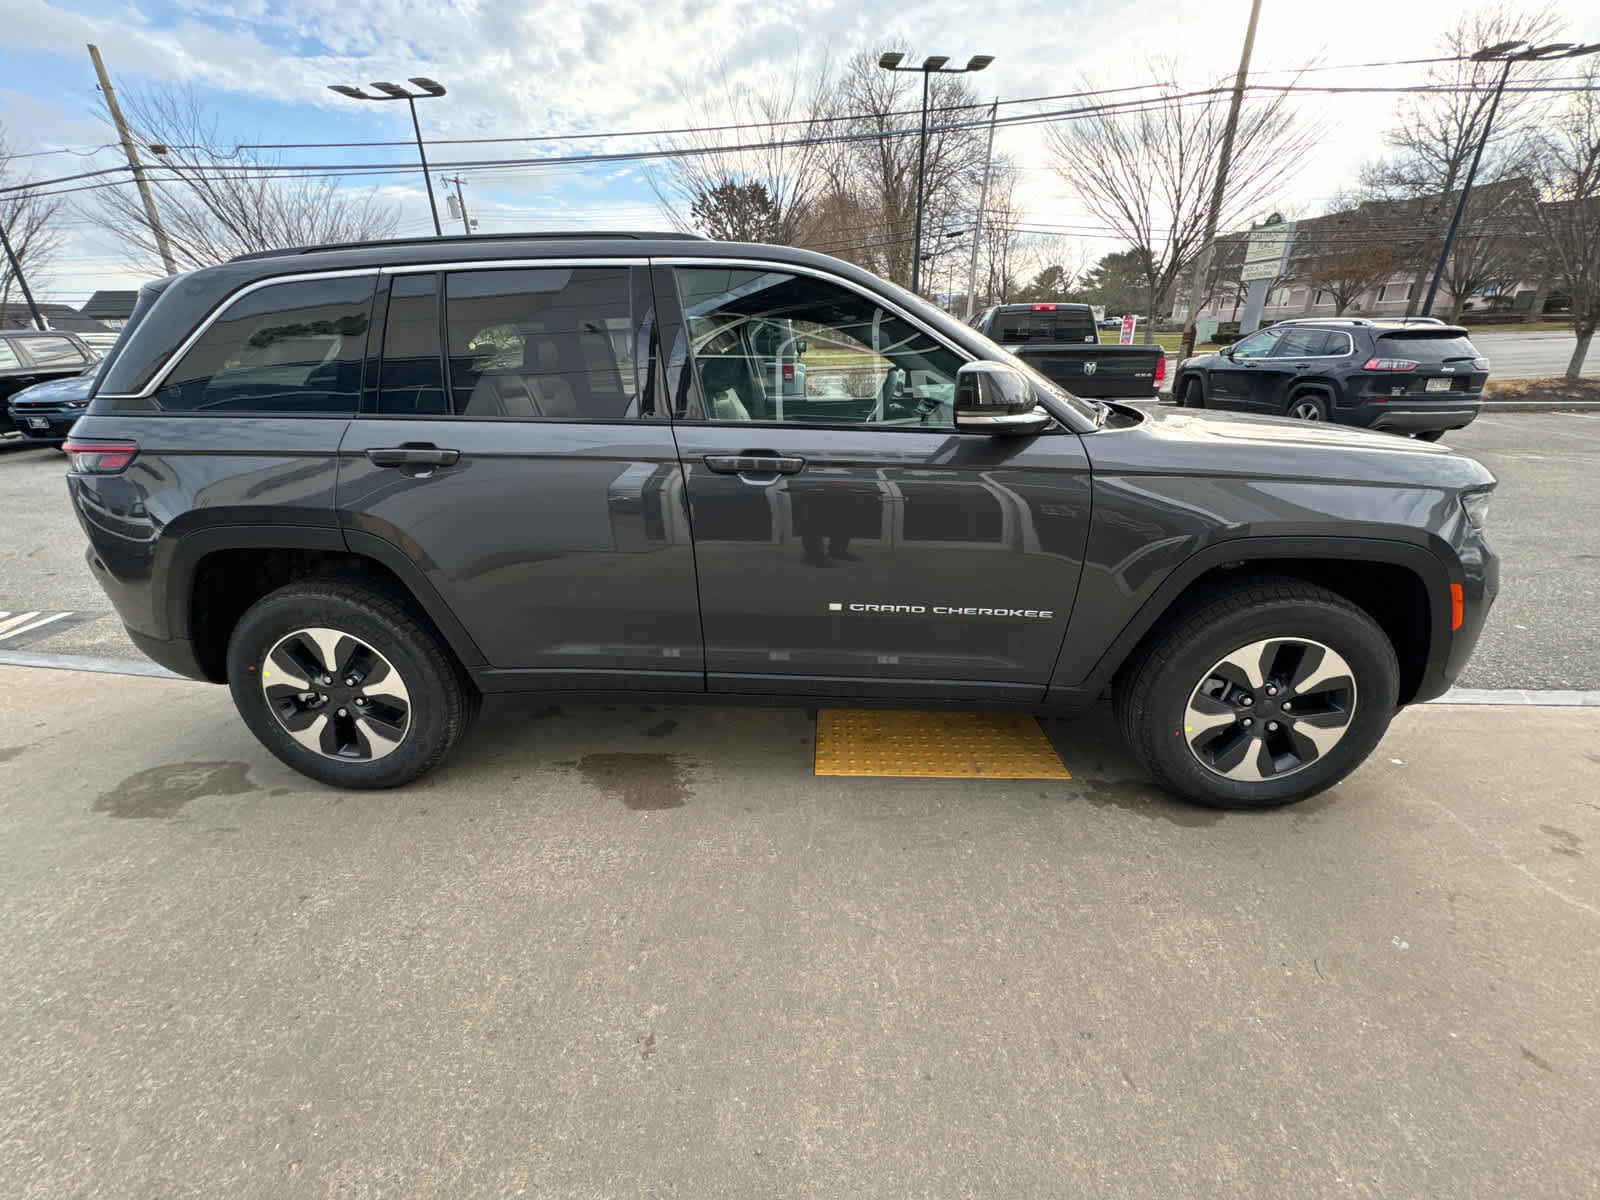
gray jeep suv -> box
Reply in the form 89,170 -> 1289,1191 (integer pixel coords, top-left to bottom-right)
65,233 -> 1498,808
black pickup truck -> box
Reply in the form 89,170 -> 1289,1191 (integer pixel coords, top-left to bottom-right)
973,303 -> 1165,398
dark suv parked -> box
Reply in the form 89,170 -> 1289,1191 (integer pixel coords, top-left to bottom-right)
65,234 -> 1498,809
1173,318 -> 1488,440
2,329 -> 99,441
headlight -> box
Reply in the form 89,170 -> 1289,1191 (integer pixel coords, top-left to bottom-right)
1461,489 -> 1492,531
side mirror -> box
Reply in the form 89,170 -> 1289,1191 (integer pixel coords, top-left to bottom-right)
795,339 -> 807,356
954,362 -> 1052,435
1220,345 -> 1236,359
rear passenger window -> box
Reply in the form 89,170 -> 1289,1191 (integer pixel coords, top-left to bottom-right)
444,268 -> 642,420
153,276 -> 375,414
0,341 -> 19,368
377,273 -> 447,415
21,336 -> 92,366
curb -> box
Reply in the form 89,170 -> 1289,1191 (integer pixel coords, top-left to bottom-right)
1479,400 -> 1600,412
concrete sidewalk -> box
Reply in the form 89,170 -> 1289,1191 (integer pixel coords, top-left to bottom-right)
2,664 -> 1596,1198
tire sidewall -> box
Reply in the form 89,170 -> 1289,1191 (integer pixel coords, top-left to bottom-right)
1140,600 -> 1398,808
1287,391 -> 1329,421
227,587 -> 456,788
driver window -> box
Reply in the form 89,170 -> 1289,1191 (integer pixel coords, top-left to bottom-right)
674,267 -> 961,429
1230,328 -> 1283,359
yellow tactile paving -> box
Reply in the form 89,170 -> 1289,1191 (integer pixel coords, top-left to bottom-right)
814,710 -> 1071,779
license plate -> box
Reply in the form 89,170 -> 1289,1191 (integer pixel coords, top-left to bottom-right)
26,417 -> 51,430
1425,377 -> 1452,393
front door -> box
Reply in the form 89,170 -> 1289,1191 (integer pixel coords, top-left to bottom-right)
659,264 -> 1092,704
337,265 -> 703,690
1209,326 -> 1282,410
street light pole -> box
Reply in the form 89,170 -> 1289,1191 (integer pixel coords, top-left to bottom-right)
1420,40 -> 1600,318
328,77 -> 448,237
877,51 -> 994,296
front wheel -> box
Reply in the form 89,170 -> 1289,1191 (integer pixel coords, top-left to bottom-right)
1115,578 -> 1400,809
226,579 -> 477,788
1182,377 -> 1205,409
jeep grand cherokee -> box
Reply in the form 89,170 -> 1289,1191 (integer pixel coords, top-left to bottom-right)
64,233 -> 1498,809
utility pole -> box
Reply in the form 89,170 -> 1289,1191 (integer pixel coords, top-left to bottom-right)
1176,0 -> 1262,362
0,217 -> 48,330
87,44 -> 177,276
964,99 -> 999,320
441,175 -> 473,235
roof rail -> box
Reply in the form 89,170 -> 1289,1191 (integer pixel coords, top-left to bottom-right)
229,230 -> 707,262
1272,317 -> 1373,327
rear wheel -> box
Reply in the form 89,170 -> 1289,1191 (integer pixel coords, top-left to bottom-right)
1286,392 -> 1329,422
226,578 -> 477,788
1115,577 -> 1400,809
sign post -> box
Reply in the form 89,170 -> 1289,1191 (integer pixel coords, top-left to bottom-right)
1238,215 -> 1296,335
1118,315 -> 1137,345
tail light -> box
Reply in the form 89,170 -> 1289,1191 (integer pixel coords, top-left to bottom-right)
1472,357 -> 1490,372
1363,358 -> 1418,372
64,438 -> 138,474
1154,354 -> 1166,388
1031,303 -> 1057,311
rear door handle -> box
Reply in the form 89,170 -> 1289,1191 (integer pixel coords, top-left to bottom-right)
703,454 -> 806,477
366,445 -> 460,468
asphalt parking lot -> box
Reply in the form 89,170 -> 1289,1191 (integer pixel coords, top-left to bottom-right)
2,410 -> 1598,1197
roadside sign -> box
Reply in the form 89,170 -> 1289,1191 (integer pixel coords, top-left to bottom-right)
1241,221 -> 1294,282
1118,315 -> 1137,344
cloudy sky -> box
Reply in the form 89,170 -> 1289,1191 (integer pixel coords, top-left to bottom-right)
4,0 -> 1596,305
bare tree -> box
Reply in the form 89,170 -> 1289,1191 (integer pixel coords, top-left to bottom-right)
973,157 -> 1030,307
651,60 -> 833,244
1289,192 -> 1410,315
833,48 -> 988,290
1523,61 -> 1600,380
1364,2 -> 1564,313
78,86 -> 399,272
0,124 -> 64,328
1046,62 -> 1320,343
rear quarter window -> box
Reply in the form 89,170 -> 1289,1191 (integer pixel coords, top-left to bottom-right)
153,275 -> 376,414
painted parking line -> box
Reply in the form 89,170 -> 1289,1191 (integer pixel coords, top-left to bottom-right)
0,610 -> 96,648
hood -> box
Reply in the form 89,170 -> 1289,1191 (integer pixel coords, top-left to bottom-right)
8,373 -> 96,407
1089,404 -> 1495,491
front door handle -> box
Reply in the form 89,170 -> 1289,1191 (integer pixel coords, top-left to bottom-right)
703,453 -> 806,477
366,445 -> 461,469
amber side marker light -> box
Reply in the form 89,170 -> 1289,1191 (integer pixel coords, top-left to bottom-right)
1450,583 -> 1464,631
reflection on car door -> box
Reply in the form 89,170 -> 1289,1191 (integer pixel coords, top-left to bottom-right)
659,264 -> 1092,704
336,265 -> 704,690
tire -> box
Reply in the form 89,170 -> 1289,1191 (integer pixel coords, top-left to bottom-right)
1285,392 -> 1329,422
1182,377 -> 1205,409
1413,430 -> 1446,442
1114,577 -> 1400,809
226,578 -> 477,788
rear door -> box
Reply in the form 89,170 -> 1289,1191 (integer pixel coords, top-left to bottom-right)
658,263 -> 1092,704
336,263 -> 704,690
